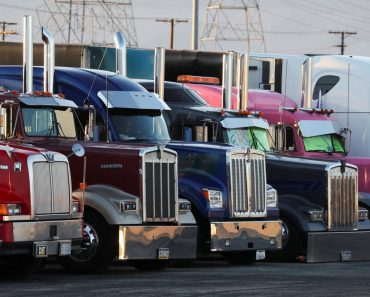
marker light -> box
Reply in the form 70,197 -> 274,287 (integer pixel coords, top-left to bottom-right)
177,75 -> 220,85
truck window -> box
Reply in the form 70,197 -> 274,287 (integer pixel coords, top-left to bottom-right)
313,75 -> 340,101
22,107 -> 76,138
223,127 -> 270,151
110,109 -> 170,142
303,133 -> 345,153
269,125 -> 295,152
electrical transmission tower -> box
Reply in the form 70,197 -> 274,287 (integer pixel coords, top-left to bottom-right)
35,0 -> 138,46
199,0 -> 266,52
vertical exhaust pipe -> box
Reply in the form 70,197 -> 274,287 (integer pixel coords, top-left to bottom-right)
114,32 -> 127,77
302,57 -> 313,108
222,51 -> 234,109
154,47 -> 165,100
240,53 -> 249,111
234,52 -> 241,110
23,15 -> 33,93
42,27 -> 55,93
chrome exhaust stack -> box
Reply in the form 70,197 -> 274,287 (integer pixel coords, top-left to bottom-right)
114,32 -> 127,77
302,57 -> 313,108
23,15 -> 33,93
154,47 -> 165,100
42,27 -> 55,93
222,51 -> 234,110
240,53 -> 249,111
234,52 -> 241,110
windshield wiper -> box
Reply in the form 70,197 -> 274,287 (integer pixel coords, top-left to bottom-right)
250,129 -> 267,152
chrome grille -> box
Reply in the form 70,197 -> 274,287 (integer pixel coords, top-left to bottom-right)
328,165 -> 358,231
143,149 -> 178,222
229,149 -> 267,217
33,161 -> 70,215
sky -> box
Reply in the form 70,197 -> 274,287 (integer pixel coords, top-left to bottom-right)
0,0 -> 370,56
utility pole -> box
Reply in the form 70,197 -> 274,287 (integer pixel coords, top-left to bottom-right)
156,18 -> 188,49
329,31 -> 357,55
0,21 -> 17,42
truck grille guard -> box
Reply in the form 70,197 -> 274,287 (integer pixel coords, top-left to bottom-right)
142,148 -> 178,223
228,149 -> 267,218
29,154 -> 72,218
327,164 -> 358,231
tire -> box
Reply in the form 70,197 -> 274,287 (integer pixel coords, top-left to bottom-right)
60,209 -> 115,274
222,251 -> 256,265
0,255 -> 44,278
129,260 -> 170,271
269,215 -> 304,262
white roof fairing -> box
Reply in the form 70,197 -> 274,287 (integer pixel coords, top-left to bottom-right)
97,91 -> 171,110
19,96 -> 78,108
298,120 -> 336,137
220,117 -> 269,129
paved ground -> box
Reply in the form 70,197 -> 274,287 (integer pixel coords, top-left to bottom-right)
1,260 -> 370,297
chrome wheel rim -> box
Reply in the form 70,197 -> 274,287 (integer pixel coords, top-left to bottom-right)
281,220 -> 290,248
70,223 -> 99,262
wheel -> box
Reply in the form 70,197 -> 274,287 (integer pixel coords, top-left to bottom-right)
0,255 -> 44,278
129,260 -> 170,271
222,251 -> 256,265
269,215 -> 304,262
60,209 -> 115,274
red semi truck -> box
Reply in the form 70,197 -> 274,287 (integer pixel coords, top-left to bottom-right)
0,141 -> 83,275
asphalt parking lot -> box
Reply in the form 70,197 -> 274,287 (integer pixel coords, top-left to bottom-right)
1,260 -> 370,297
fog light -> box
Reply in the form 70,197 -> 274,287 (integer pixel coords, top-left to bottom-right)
6,204 -> 21,215
225,238 -> 231,247
179,201 -> 191,212
120,201 -> 137,212
308,210 -> 324,222
358,209 -> 368,221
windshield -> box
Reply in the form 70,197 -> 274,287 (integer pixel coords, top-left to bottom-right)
110,109 -> 170,142
303,133 -> 345,153
223,127 -> 271,151
22,107 -> 76,138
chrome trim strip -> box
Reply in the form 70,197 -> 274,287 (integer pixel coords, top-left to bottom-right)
2,215 -> 31,221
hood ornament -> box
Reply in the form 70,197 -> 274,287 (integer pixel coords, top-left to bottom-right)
244,146 -> 251,162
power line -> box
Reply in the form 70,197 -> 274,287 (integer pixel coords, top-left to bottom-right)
329,31 -> 357,54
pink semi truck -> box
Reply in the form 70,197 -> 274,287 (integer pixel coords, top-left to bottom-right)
183,79 -> 370,204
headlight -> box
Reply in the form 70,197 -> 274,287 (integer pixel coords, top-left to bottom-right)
0,203 -> 21,215
179,200 -> 191,212
72,201 -> 80,213
358,209 -> 368,221
266,184 -> 278,208
120,201 -> 137,212
308,210 -> 324,222
203,189 -> 223,209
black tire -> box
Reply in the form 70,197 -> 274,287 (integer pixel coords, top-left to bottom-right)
222,251 -> 256,265
60,209 -> 115,274
0,255 -> 44,278
269,215 -> 304,262
129,260 -> 170,271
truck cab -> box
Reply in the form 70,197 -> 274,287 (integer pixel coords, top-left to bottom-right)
0,141 -> 83,276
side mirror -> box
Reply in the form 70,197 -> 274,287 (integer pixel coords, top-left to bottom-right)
71,143 -> 85,158
339,128 -> 351,154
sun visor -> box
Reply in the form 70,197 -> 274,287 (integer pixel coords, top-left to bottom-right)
220,117 -> 269,129
19,96 -> 78,108
298,120 -> 336,137
97,91 -> 171,110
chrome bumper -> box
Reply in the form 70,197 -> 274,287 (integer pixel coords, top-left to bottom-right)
307,231 -> 370,262
0,220 -> 83,257
210,220 -> 282,252
118,225 -> 198,260
12,219 -> 83,242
